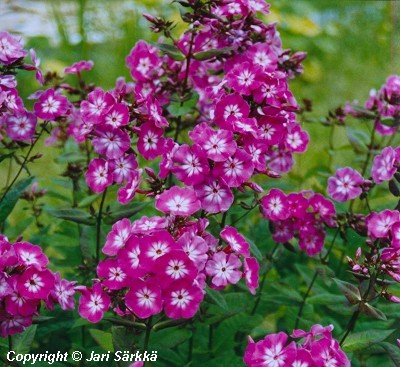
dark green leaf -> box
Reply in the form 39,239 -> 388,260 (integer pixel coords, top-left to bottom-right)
381,342 -> 400,367
333,278 -> 361,305
167,91 -> 199,117
389,180 -> 400,197
104,201 -> 148,224
151,328 -> 192,349
156,43 -> 185,61
342,329 -> 394,352
78,194 -> 101,208
360,302 -> 387,321
0,152 -> 14,164
346,126 -> 369,153
193,47 -> 234,61
0,176 -> 35,223
46,208 -> 96,225
89,329 -> 114,352
80,226 -> 96,261
206,286 -> 229,310
307,293 -> 346,305
247,238 -> 263,261
14,325 -> 38,354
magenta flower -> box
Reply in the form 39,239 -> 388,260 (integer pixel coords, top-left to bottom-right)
85,158 -> 112,193
50,273 -> 76,311
176,232 -> 208,270
156,187 -> 201,216
299,228 -> 325,257
0,32 -> 28,65
327,167 -> 364,202
118,236 -> 144,278
97,258 -> 128,290
80,88 -> 114,124
366,210 -> 400,239
214,93 -> 250,130
213,149 -> 254,188
64,60 -> 94,74
194,177 -> 234,214
244,257 -> 260,295
391,222 -> 400,248
103,218 -> 132,256
0,312 -> 32,337
163,279 -> 203,319
206,252 -> 242,288
29,49 -> 43,85
220,226 -> 250,257
4,110 -> 37,141
13,242 -> 49,268
6,277 -> 38,316
17,268 -> 55,300
147,96 -> 168,128
285,125 -> 309,153
261,189 -> 290,221
92,125 -> 130,159
117,169 -> 142,204
77,283 -> 111,323
125,280 -> 162,319
103,103 -> 130,128
137,122 -> 166,160
109,154 -> 138,185
371,146 -> 400,184
33,89 -> 69,121
225,61 -> 263,96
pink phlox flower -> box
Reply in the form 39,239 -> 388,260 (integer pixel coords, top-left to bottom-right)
4,110 -> 37,141
33,88 -> 70,121
137,122 -> 166,160
131,216 -> 168,235
50,272 -> 76,310
194,176 -> 234,214
162,279 -> 204,319
244,257 -> 260,295
85,158 -> 112,193
159,138 -> 179,179
102,103 -> 130,128
156,187 -> 201,216
80,87 -> 114,124
92,125 -> 130,159
4,89 -> 24,113
214,93 -> 250,130
177,232 -> 208,270
125,279 -> 162,319
29,49 -> 43,85
371,146 -> 400,184
206,252 -> 242,288
117,168 -> 142,204
17,267 -> 55,300
0,311 -> 32,337
261,188 -> 290,221
147,96 -> 168,127
220,226 -> 250,257
77,283 -> 111,323
298,227 -> 325,257
13,242 -> 49,269
272,220 -> 295,244
109,154 -> 138,185
327,167 -> 364,202
97,258 -> 128,290
0,32 -> 28,65
171,144 -> 210,186
285,125 -> 309,153
366,210 -> 400,239
103,218 -> 132,256
225,61 -> 263,96
118,235 -> 145,279
64,60 -> 94,74
213,148 -> 254,188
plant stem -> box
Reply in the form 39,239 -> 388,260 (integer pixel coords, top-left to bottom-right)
0,122 -> 47,205
208,324 -> 213,357
340,309 -> 360,346
143,317 -> 153,367
96,188 -> 107,263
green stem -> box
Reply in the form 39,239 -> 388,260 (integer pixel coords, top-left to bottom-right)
143,317 -> 153,367
229,205 -> 257,227
96,188 -> 107,263
0,122 -> 47,205
340,309 -> 360,346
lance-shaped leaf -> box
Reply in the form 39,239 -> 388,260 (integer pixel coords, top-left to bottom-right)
46,208 -> 96,225
156,43 -> 185,61
193,47 -> 234,61
333,278 -> 361,305
342,329 -> 394,352
360,302 -> 387,321
103,201 -> 148,225
0,176 -> 35,223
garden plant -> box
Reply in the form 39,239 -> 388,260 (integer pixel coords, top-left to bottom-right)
0,0 -> 400,366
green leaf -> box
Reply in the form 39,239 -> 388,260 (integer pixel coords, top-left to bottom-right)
333,278 -> 361,305
80,226 -> 96,261
104,201 -> 148,225
14,325 -> 38,354
0,152 -> 14,164
78,194 -> 101,208
46,208 -> 96,225
89,329 -> 114,352
192,47 -> 234,61
156,43 -> 185,61
205,286 -> 229,310
167,91 -> 199,117
342,329 -> 395,352
307,293 -> 346,305
346,126 -> 370,153
381,342 -> 400,367
151,328 -> 192,349
0,176 -> 35,224
360,302 -> 387,321
247,238 -> 263,261
54,151 -> 86,163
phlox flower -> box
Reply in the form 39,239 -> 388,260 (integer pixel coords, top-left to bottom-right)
103,218 -> 132,256
92,125 -> 130,159
371,146 -> 400,184
261,188 -> 290,221
327,167 -> 364,202
85,158 -> 113,193
366,210 -> 400,239
0,32 -> 27,65
194,177 -> 234,213
33,88 -> 69,121
77,283 -> 111,323
80,87 -> 114,124
206,252 -> 242,288
220,226 -> 250,257
64,60 -> 94,74
156,187 -> 200,216
125,280 -> 162,319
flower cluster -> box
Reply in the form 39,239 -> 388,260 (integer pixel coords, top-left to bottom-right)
260,189 -> 336,256
244,324 -> 350,367
345,75 -> 400,136
0,235 -> 76,337
77,213 -> 259,322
